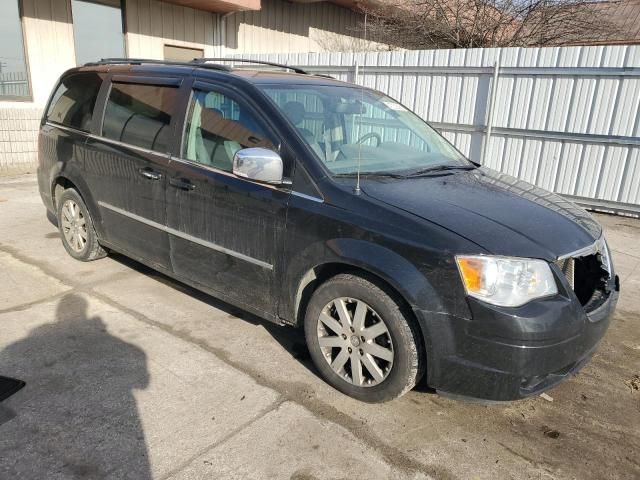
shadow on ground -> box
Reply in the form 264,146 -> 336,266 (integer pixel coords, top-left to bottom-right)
0,294 -> 152,479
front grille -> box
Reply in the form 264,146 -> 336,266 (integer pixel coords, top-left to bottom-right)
555,238 -> 612,312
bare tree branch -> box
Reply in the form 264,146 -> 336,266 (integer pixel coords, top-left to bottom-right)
357,0 -> 622,49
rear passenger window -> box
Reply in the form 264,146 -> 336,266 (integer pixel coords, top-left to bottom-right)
102,82 -> 178,153
46,72 -> 103,132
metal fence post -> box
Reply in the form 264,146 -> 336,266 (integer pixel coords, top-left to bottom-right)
480,60 -> 500,165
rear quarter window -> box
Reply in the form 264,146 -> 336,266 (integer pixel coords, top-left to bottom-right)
46,72 -> 104,132
102,82 -> 178,154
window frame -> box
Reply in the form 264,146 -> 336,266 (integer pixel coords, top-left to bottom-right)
0,0 -> 33,102
163,44 -> 204,62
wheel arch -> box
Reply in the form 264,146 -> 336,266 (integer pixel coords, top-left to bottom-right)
286,239 -> 443,327
294,262 -> 419,326
50,167 -> 103,236
293,256 -> 431,395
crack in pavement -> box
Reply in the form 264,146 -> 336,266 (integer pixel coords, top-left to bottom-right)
0,269 -> 135,316
496,442 -> 557,478
158,399 -> 287,480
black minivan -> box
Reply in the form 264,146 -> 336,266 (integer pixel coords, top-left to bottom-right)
38,58 -> 619,403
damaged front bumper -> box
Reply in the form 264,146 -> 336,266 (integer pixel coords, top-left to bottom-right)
415,275 -> 619,402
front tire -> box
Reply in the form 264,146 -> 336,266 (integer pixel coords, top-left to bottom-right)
304,273 -> 423,402
56,188 -> 106,262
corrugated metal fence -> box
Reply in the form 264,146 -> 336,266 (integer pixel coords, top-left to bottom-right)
232,45 -> 640,215
0,72 -> 29,98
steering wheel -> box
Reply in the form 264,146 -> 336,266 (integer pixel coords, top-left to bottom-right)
356,132 -> 382,147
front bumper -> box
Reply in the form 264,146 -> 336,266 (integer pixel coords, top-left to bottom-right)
415,276 -> 619,401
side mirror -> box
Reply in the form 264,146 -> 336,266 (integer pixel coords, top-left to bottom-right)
233,147 -> 285,185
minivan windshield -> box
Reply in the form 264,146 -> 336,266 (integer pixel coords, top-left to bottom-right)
259,84 -> 472,176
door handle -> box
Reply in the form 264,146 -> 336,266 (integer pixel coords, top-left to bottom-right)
139,168 -> 162,180
169,177 -> 196,191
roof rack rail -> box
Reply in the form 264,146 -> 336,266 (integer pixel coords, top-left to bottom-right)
86,58 -> 231,72
191,58 -> 309,75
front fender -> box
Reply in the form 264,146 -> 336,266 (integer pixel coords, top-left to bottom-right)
282,238 -> 448,325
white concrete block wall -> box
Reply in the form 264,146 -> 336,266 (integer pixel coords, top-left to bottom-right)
0,106 -> 42,175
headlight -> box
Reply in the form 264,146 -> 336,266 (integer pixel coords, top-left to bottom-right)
599,237 -> 613,275
455,255 -> 558,307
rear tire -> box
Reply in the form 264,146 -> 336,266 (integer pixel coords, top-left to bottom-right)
304,273 -> 423,402
56,188 -> 107,262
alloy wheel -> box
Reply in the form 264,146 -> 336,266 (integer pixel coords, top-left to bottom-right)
60,199 -> 87,253
317,297 -> 394,387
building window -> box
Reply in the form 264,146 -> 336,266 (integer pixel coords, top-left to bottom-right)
0,0 -> 30,100
72,0 -> 125,66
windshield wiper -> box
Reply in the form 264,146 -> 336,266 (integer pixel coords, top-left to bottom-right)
405,164 -> 477,177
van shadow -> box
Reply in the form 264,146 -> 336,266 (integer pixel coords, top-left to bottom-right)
0,294 -> 152,479
111,253 -> 317,375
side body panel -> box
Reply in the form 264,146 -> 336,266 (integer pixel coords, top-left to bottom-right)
83,136 -> 172,269
82,73 -> 186,270
37,68 -> 109,223
38,125 -> 90,214
165,159 -> 289,317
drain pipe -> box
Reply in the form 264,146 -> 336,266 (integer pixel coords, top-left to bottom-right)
218,11 -> 236,58
480,59 -> 500,165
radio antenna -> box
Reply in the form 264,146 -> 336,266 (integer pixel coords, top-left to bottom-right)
354,12 -> 367,195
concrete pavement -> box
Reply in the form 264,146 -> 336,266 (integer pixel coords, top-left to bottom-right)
0,174 -> 638,479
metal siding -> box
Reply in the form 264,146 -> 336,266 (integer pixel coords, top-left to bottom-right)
19,0 -> 76,104
620,147 -> 640,204
125,0 -> 221,59
223,0 -> 376,55
537,141 -> 563,192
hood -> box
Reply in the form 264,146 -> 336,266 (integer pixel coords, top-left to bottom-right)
361,167 -> 601,260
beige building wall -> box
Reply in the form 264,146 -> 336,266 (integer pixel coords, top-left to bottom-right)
224,0 -> 365,54
125,0 -> 222,59
124,0 -> 370,59
20,0 -> 77,104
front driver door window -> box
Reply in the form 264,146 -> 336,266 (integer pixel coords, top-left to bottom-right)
182,89 -> 275,171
